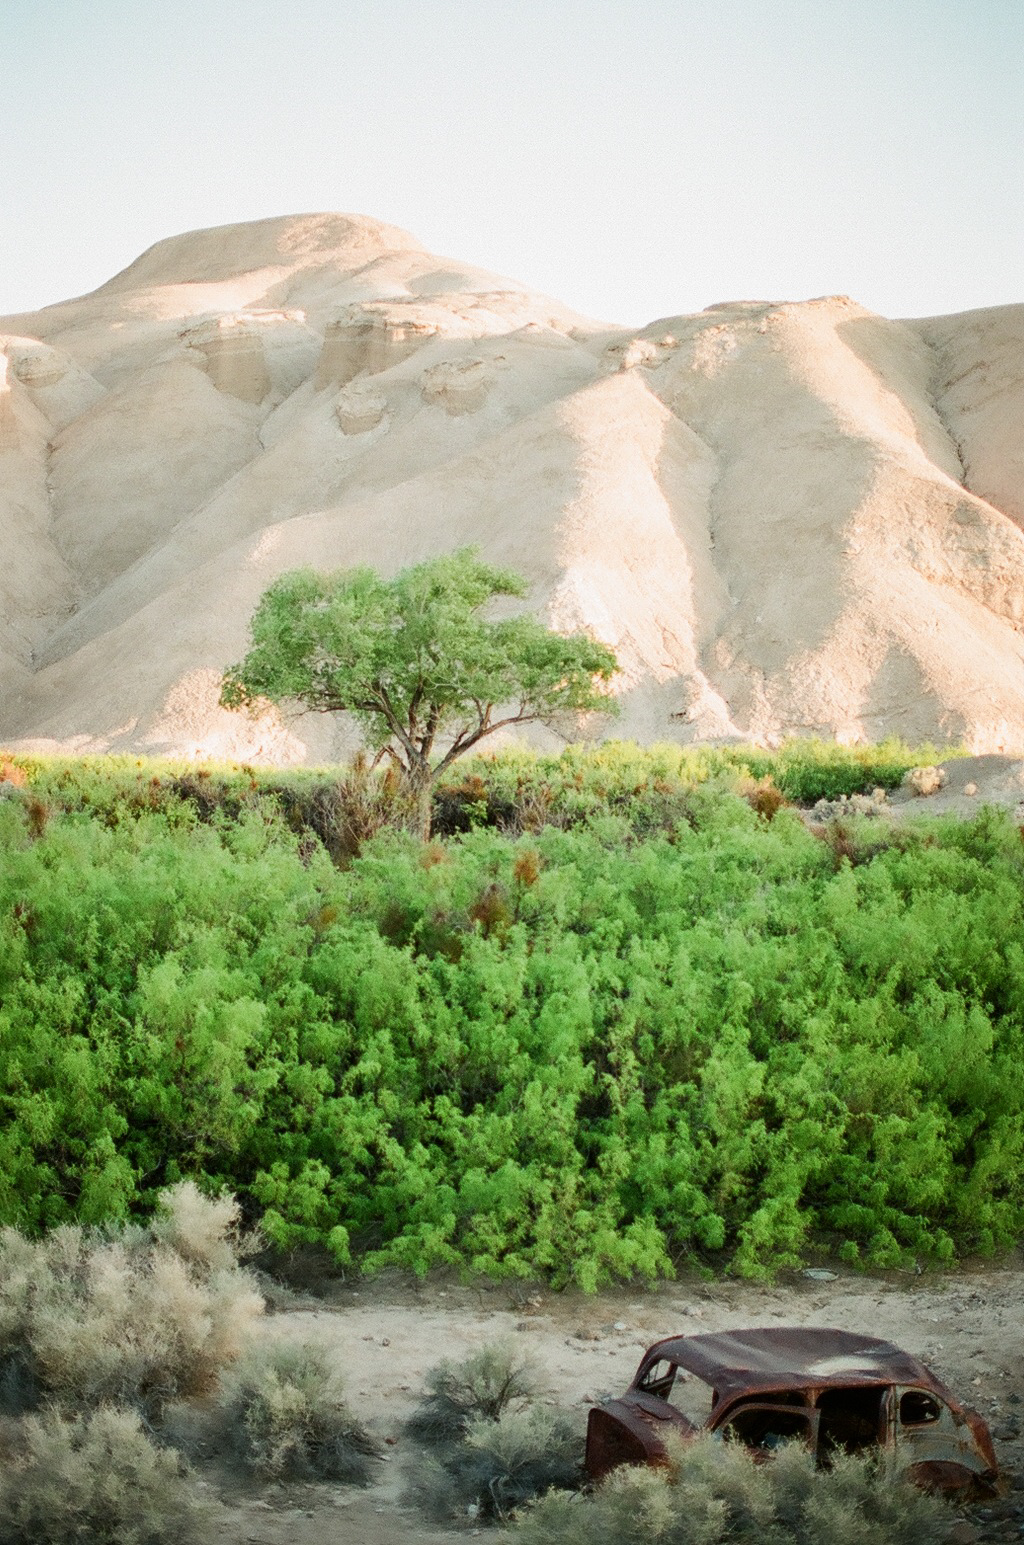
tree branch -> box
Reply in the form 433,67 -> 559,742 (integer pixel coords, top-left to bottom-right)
434,702 -> 539,774
370,744 -> 403,771
419,701 -> 442,762
374,681 -> 420,764
406,677 -> 426,739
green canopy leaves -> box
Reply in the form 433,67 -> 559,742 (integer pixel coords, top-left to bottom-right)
221,551 -> 619,805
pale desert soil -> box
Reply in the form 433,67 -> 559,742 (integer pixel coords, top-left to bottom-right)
207,1259 -> 1024,1544
887,754 -> 1024,822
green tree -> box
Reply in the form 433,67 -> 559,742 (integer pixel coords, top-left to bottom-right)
220,550 -> 618,835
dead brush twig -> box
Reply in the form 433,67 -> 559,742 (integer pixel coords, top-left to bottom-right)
269,756 -> 417,861
405,1342 -> 539,1447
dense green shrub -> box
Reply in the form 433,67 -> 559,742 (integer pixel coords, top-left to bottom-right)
721,737 -> 953,804
0,736 -> 946,843
429,737 -> 948,829
0,747 -> 1021,1286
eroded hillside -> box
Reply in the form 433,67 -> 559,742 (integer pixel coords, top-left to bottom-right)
1,213 -> 1021,757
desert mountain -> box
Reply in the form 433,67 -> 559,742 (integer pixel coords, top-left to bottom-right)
1,212 -> 1022,760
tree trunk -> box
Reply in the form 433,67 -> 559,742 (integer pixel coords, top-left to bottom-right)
403,764 -> 434,841
416,782 -> 432,841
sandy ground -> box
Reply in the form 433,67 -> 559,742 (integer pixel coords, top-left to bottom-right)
203,1260 -> 1024,1543
886,754 -> 1024,822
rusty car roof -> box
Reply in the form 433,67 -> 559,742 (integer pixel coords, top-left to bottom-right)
640,1328 -> 947,1401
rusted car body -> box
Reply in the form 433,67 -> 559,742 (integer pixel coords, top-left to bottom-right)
586,1327 -> 999,1498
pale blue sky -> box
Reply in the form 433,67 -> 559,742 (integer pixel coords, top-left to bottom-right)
2,0 -> 1021,324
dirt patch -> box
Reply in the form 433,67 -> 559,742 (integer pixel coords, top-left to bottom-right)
886,755 -> 1024,822
207,1260 -> 1024,1543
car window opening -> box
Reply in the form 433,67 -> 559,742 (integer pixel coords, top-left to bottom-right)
723,1404 -> 814,1451
637,1360 -> 715,1426
638,1359 -> 675,1397
900,1390 -> 942,1426
816,1386 -> 887,1456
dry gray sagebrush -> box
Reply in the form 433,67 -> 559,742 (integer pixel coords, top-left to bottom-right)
0,1182 -> 263,1417
405,1340 -> 539,1446
0,1406 -> 212,1545
405,1343 -> 582,1522
410,1405 -> 583,1523
216,1337 -> 381,1482
513,1434 -> 950,1545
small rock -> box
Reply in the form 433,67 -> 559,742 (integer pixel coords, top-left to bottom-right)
802,1269 -> 838,1281
964,782 -> 979,796
683,1305 -> 704,1318
608,338 -> 660,372
613,1321 -> 627,1331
